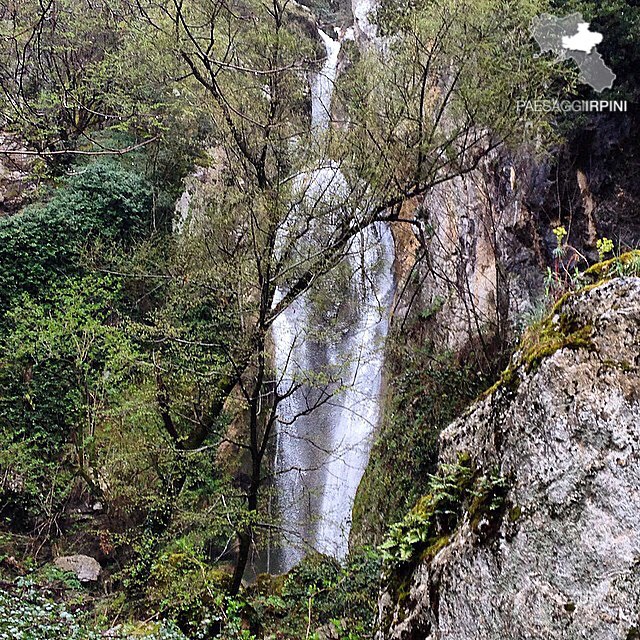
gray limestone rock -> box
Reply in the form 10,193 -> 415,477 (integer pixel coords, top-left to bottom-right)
379,278 -> 640,640
54,554 -> 102,582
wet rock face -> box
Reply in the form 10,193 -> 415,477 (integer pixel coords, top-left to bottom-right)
379,278 -> 640,640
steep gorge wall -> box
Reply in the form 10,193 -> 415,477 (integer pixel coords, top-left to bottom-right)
391,108 -> 640,353
351,109 -> 640,547
391,148 -> 544,352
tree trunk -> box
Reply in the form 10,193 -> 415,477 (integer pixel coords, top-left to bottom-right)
230,529 -> 252,595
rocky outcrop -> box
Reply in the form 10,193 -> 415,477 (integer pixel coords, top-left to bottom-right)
391,109 -> 640,353
173,149 -> 225,234
391,148 -> 552,353
379,277 -> 640,640
352,0 -> 377,41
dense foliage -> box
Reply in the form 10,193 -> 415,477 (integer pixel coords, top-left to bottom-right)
1,0 -> 636,637
0,162 -> 151,312
0,577 -> 188,640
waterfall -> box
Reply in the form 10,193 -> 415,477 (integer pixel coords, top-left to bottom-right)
313,224 -> 394,558
270,27 -> 394,573
312,30 -> 341,131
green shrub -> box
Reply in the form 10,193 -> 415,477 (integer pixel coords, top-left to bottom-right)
0,275 -> 135,528
0,577 -> 188,640
251,550 -> 382,640
0,161 -> 151,313
145,545 -> 232,638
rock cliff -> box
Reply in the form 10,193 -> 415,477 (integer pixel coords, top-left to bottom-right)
390,109 -> 640,353
379,276 -> 640,640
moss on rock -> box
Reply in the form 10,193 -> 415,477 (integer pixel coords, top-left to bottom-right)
583,250 -> 640,282
380,455 -> 508,574
483,286 -> 597,399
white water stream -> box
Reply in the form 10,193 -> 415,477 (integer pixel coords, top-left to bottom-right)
270,19 -> 393,572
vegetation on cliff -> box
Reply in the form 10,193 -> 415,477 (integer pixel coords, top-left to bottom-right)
377,277 -> 640,639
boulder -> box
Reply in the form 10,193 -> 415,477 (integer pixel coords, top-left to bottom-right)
54,554 -> 102,582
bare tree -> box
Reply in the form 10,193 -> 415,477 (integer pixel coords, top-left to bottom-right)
0,0 -> 166,158
122,0 -> 560,591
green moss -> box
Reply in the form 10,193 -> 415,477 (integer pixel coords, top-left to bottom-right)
482,257 -> 640,403
522,320 -> 593,369
602,358 -> 635,372
419,535 -> 452,563
509,505 -> 522,522
482,288 -> 595,400
393,575 -> 414,622
467,472 -> 508,535
252,572 -> 287,597
583,250 -> 640,282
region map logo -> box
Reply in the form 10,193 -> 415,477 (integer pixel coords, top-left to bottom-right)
531,13 -> 616,93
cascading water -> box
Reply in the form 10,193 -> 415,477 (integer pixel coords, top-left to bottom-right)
270,25 -> 394,573
312,30 -> 341,131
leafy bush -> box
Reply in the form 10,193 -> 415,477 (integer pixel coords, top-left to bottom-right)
0,275 -> 135,528
0,161 -> 151,313
145,543 -> 232,638
251,550 -> 382,640
0,578 -> 187,640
